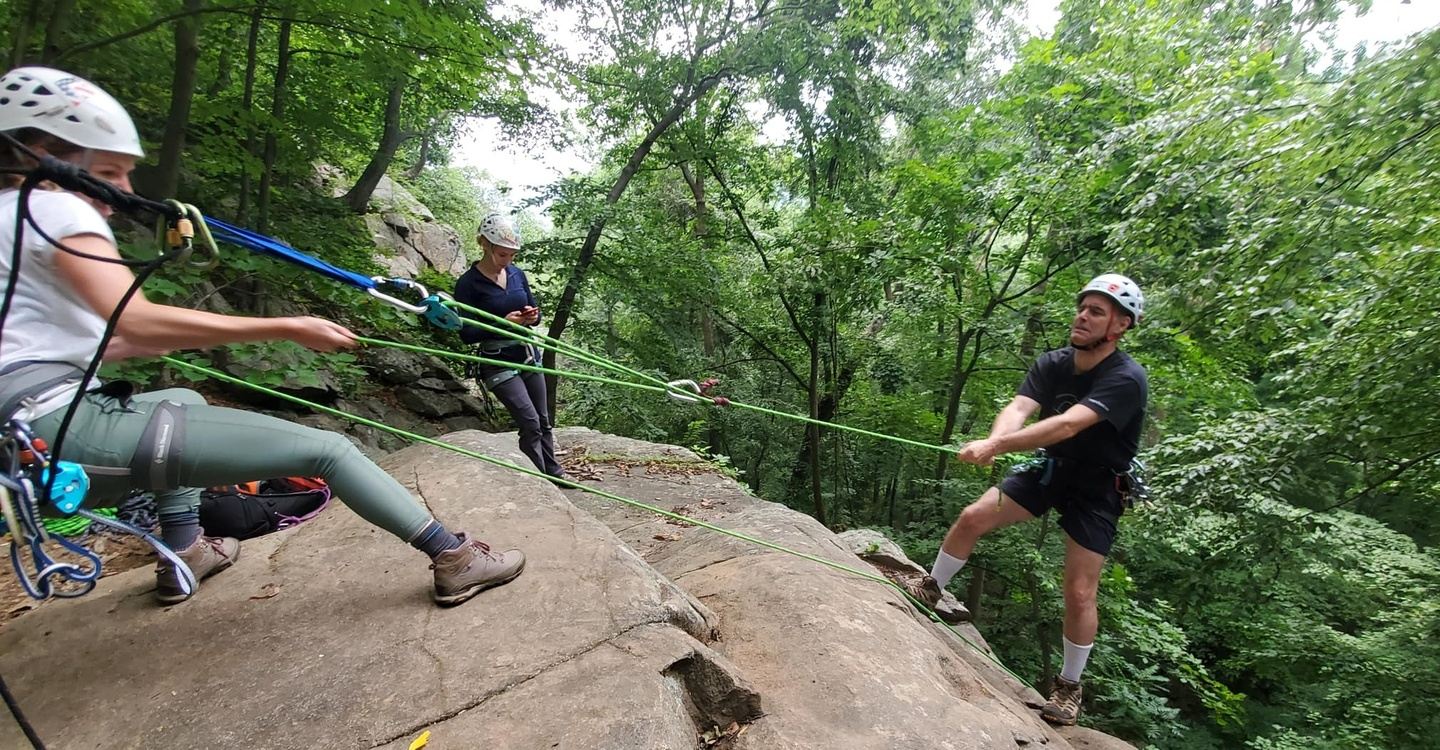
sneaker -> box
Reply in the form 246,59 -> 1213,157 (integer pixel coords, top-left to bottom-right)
155,533 -> 241,605
903,575 -> 972,624
431,532 -> 526,606
1040,676 -> 1083,725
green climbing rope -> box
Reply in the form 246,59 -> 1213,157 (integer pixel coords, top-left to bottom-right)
159,354 -> 1026,686
397,301 -> 967,456
1,507 -> 115,537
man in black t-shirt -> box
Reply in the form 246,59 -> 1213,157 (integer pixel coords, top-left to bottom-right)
905,273 -> 1148,727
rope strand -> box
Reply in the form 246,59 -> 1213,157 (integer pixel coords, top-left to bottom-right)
159,354 -> 1025,685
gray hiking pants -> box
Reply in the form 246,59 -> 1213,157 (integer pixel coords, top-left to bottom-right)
31,388 -> 432,541
478,366 -> 563,477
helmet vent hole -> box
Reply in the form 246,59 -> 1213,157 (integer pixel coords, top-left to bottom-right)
0,97 -> 8,105
20,99 -> 38,107
65,114 -> 81,123
4,83 -> 21,91
32,85 -> 51,96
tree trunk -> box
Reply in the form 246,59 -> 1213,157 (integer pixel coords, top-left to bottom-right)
542,73 -> 725,415
344,79 -> 409,213
235,3 -> 265,225
808,332 -> 825,526
965,566 -> 987,620
38,0 -> 76,64
934,322 -> 980,481
680,161 -> 723,456
885,467 -> 900,527
207,45 -> 233,98
1018,281 -> 1049,360
1032,519 -> 1056,686
150,0 -> 203,199
404,128 -> 432,181
257,18 -> 292,234
9,0 -> 45,67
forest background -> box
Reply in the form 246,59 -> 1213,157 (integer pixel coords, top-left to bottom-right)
5,0 -> 1439,746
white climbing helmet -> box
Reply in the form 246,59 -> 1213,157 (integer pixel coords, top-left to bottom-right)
1077,273 -> 1144,325
0,67 -> 143,157
478,212 -> 521,250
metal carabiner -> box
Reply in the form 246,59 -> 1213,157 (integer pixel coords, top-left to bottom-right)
665,379 -> 705,404
366,276 -> 431,314
179,202 -> 221,270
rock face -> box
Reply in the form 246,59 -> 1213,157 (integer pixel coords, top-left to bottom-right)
554,427 -> 1104,750
362,176 -> 468,279
0,432 -> 758,749
0,428 -> 1137,749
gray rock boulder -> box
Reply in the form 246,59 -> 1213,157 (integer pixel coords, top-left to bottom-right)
554,426 -> 1104,749
361,176 -> 467,279
0,432 -> 757,749
0,427 -> 1138,750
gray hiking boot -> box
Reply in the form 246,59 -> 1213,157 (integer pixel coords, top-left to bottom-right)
431,533 -> 526,606
1041,676 -> 1083,725
903,575 -> 972,624
155,533 -> 241,605
905,574 -> 944,608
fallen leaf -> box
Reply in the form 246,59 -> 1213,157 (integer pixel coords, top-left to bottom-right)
249,583 -> 281,600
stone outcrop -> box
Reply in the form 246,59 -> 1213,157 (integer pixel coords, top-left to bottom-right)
0,428 -> 1137,749
361,176 -> 467,279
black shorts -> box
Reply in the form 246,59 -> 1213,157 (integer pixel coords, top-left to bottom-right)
1000,466 -> 1126,556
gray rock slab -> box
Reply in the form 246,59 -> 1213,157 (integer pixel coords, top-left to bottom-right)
375,623 -> 760,750
554,428 -> 1081,750
1056,725 -> 1139,749
0,431 -> 733,749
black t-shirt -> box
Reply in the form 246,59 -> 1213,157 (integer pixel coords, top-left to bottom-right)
1016,348 -> 1148,471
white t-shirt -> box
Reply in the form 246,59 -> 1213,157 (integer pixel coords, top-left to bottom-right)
0,188 -> 114,370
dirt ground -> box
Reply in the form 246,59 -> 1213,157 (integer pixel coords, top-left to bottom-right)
0,531 -> 155,628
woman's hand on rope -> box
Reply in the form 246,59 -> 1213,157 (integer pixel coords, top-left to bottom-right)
285,317 -> 359,352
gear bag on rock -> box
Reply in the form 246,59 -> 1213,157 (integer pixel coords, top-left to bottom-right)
198,477 -> 331,540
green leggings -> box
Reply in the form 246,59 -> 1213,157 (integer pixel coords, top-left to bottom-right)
31,388 -> 433,541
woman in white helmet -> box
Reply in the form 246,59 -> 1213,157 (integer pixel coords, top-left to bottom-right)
905,272 -> 1148,727
452,213 -> 566,481
0,67 -> 525,606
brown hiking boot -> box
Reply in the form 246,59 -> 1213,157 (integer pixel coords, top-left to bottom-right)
155,533 -> 241,605
1041,676 -> 1083,725
431,533 -> 526,606
903,575 -> 971,624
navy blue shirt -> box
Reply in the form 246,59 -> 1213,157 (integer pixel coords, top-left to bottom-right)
1017,347 -> 1148,471
453,263 -> 539,346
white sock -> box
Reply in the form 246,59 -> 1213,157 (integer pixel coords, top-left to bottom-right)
1060,637 -> 1093,682
929,550 -> 967,588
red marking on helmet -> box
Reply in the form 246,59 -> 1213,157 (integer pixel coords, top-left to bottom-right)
1107,283 -> 1119,292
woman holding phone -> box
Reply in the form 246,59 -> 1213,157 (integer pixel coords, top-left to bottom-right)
453,213 -> 565,482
